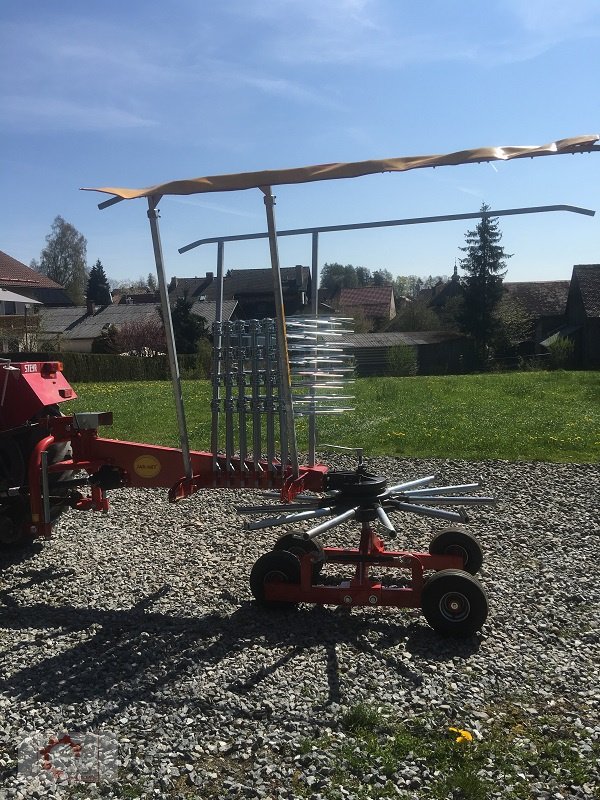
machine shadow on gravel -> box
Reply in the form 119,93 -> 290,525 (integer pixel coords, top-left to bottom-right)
1,589 -> 480,731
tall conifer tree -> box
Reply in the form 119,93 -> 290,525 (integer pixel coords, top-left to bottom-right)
459,204 -> 511,362
86,260 -> 112,306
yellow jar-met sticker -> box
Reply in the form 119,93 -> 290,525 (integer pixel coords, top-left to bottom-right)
133,455 -> 161,479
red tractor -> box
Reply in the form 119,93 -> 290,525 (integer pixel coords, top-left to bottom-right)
0,356 -> 326,548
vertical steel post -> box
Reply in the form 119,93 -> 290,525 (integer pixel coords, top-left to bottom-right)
261,187 -> 299,477
311,231 -> 319,315
147,195 -> 192,480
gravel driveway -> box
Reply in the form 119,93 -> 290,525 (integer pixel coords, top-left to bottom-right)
1,456 -> 599,799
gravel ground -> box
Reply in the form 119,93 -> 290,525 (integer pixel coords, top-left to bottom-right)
0,456 -> 599,799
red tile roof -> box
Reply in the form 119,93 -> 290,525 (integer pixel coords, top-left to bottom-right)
0,250 -> 64,289
337,285 -> 393,317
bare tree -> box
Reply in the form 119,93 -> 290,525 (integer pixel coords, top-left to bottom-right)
116,316 -> 166,356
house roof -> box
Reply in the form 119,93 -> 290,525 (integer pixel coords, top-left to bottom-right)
117,292 -> 160,304
341,331 -> 464,348
190,299 -> 237,324
203,266 -> 310,300
337,285 -> 394,317
0,250 -> 64,290
503,281 -> 570,316
39,304 -> 161,340
573,264 -> 600,317
168,275 -> 213,303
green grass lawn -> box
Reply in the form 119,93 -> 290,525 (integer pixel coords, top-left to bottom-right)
63,371 -> 600,463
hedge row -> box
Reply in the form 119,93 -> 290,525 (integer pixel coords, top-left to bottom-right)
9,351 -> 211,382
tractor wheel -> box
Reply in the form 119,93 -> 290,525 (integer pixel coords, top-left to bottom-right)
250,550 -> 301,608
428,527 -> 483,574
421,569 -> 488,637
273,532 -> 324,581
0,406 -> 73,548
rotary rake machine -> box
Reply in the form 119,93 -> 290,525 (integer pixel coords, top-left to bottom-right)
7,133 -> 594,635
1,315 -> 494,637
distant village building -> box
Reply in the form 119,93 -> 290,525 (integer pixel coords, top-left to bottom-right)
335,285 -> 396,325
0,250 -> 73,306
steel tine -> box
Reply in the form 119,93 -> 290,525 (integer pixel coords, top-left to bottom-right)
388,500 -> 467,523
386,476 -> 436,494
399,496 -> 496,506
376,505 -> 397,537
403,484 -> 480,496
243,505 -> 336,531
236,501 -> 322,514
304,506 -> 359,540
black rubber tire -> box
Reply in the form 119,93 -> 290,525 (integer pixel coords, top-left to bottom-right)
273,532 -> 324,580
250,550 -> 301,608
421,569 -> 488,637
428,527 -> 483,574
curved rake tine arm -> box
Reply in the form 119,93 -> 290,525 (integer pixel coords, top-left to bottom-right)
388,500 -> 468,523
244,505 -> 336,531
304,506 -> 360,540
403,483 -> 480,496
236,501 -> 322,514
395,496 -> 496,506
386,476 -> 436,495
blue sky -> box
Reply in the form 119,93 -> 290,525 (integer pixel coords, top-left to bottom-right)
2,0 -> 599,286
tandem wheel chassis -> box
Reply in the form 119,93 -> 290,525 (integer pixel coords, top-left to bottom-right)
243,467 -> 491,637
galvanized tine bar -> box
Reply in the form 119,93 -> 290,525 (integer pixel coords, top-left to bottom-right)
277,333 -> 289,469
249,320 -> 263,484
236,320 -> 249,483
210,321 -> 222,482
263,319 -> 277,478
223,321 -> 235,476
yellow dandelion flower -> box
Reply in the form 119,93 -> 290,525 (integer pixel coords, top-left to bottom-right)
448,727 -> 473,743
